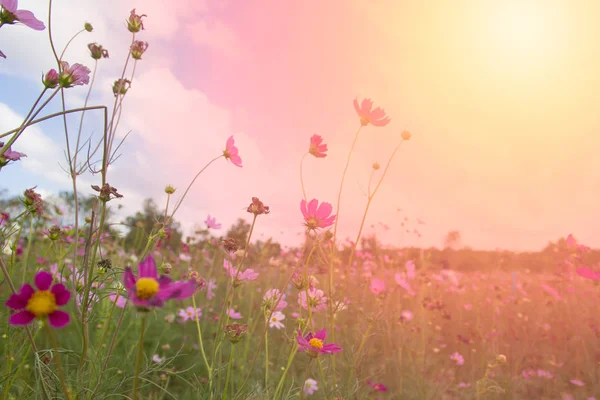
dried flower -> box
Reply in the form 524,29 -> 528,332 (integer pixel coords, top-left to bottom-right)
126,9 -> 146,33
91,183 -> 123,202
88,43 -> 109,60
221,238 -> 239,253
224,323 -> 248,343
112,78 -> 131,96
130,40 -> 149,60
247,197 -> 270,216
23,187 -> 43,216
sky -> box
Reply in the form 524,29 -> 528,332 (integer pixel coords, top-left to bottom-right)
1,0 -> 599,251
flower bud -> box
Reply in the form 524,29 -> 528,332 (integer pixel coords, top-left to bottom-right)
372,162 -> 380,170
130,40 -> 149,60
164,185 -> 176,194
162,263 -> 172,275
224,323 -> 248,344
401,130 -> 412,140
84,22 -> 93,32
88,43 -> 109,60
42,69 -> 59,89
112,78 -> 131,96
126,9 -> 146,33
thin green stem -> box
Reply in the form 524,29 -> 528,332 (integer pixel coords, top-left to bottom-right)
264,327 -> 269,395
44,322 -> 71,400
192,295 -> 211,375
20,214 -> 34,284
317,358 -> 330,400
132,315 -> 148,400
299,359 -> 313,400
170,155 -> 224,220
223,345 -> 236,400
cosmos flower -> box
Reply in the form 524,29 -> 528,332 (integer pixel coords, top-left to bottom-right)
205,215 -> 222,229
367,380 -> 388,392
303,378 -> 318,395
298,288 -> 328,312
122,256 -> 197,310
308,134 -> 327,158
353,97 -> 390,127
223,259 -> 258,286
296,329 -> 342,358
223,136 -> 242,167
6,271 -> 70,327
0,0 -> 45,30
301,199 -> 335,230
178,306 -> 202,322
58,61 -> 91,88
268,311 -> 285,329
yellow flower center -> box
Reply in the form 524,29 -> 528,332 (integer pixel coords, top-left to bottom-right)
136,277 -> 159,300
360,116 -> 371,126
223,149 -> 231,160
308,338 -> 324,349
26,291 -> 57,317
272,317 -> 277,322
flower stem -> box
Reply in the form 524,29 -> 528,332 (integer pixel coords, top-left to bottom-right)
132,314 -> 148,400
169,155 -> 224,220
317,358 -> 330,400
44,322 -> 71,400
300,152 -> 308,202
299,359 -> 313,400
223,345 -> 236,400
264,327 -> 269,395
192,295 -> 211,376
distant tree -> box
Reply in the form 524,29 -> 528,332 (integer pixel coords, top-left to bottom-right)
123,198 -> 183,253
444,230 -> 461,250
225,218 -> 252,247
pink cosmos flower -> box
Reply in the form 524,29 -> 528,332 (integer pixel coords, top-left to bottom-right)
577,266 -> 600,281
400,310 -> 413,322
0,212 -> 8,226
570,379 -> 585,387
367,381 -> 388,393
308,134 -> 327,158
394,273 -> 416,296
370,278 -> 385,295
301,199 -> 336,230
353,98 -> 391,127
6,271 -> 70,327
0,0 -> 45,30
263,288 -> 287,311
205,214 -> 221,229
227,308 -> 242,319
223,136 -> 242,167
450,352 -> 464,366
178,306 -> 202,322
296,329 -> 342,358
298,288 -> 328,312
108,292 -> 127,308
303,378 -> 318,395
122,256 -> 197,309
58,61 -> 91,88
223,259 -> 258,286
405,260 -> 416,280
206,278 -> 217,300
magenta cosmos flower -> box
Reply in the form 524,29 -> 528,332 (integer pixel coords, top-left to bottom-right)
223,136 -> 242,167
301,199 -> 336,230
308,134 -> 327,158
367,381 -> 388,393
223,259 -> 258,287
0,0 -> 45,30
123,256 -> 197,309
296,329 -> 342,358
353,98 -> 390,127
577,266 -> 600,281
6,271 -> 70,327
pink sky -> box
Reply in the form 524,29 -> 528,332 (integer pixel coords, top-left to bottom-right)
3,0 -> 600,250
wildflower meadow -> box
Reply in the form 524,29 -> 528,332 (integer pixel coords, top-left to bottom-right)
1,2 -> 600,400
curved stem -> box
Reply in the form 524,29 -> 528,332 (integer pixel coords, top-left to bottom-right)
0,106 -> 108,139
0,89 -> 60,156
264,327 -> 269,395
169,155 -> 224,219
47,0 -> 61,68
300,152 -> 308,202
0,88 -> 46,156
59,29 -> 86,62
132,315 -> 148,400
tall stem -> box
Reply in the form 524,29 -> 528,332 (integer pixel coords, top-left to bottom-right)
223,345 -> 236,400
132,315 -> 148,400
300,152 -> 308,202
264,327 -> 269,394
192,295 -> 211,376
44,322 -> 71,400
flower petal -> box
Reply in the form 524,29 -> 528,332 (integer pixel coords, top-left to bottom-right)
123,267 -> 136,289
48,310 -> 70,328
14,9 -> 45,30
35,271 -> 53,291
51,283 -> 71,306
139,256 -> 157,278
9,310 -> 35,326
0,0 -> 18,13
